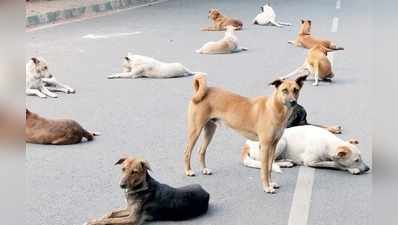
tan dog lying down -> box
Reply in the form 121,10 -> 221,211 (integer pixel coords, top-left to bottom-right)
183,74 -> 308,193
201,8 -> 243,31
288,19 -> 344,50
26,109 -> 99,145
196,26 -> 248,54
282,44 -> 334,86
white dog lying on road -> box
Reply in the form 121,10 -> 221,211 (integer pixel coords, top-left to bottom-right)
26,57 -> 75,98
241,125 -> 370,175
253,3 -> 291,27
196,25 -> 247,54
108,54 -> 197,79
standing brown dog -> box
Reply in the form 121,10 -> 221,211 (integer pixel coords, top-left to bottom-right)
201,8 -> 243,31
288,19 -> 344,50
183,74 -> 308,193
26,109 -> 98,145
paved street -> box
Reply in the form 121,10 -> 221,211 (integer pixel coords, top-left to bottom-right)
26,0 -> 372,225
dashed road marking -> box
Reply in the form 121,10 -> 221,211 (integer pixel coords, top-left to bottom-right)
287,167 -> 315,225
331,17 -> 339,32
336,0 -> 341,9
82,32 -> 142,39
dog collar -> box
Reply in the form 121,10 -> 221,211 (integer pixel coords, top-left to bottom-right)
124,183 -> 149,195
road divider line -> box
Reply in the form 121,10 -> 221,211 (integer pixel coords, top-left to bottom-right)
287,167 -> 315,225
336,0 -> 341,9
82,32 -> 142,39
331,17 -> 339,33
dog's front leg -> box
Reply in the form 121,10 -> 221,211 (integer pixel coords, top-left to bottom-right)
26,88 -> 47,98
201,26 -> 219,31
305,161 -> 339,169
102,209 -> 130,219
44,78 -> 75,93
260,140 -> 277,193
88,216 -> 138,225
40,86 -> 58,98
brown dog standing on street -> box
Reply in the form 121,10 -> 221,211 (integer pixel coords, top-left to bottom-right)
201,8 -> 243,31
183,74 -> 308,193
26,109 -> 99,145
288,19 -> 344,50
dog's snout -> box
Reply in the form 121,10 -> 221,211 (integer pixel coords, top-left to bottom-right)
120,183 -> 127,189
289,99 -> 297,106
364,165 -> 370,172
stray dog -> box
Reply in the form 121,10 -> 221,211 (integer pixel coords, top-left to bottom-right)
282,44 -> 334,86
253,2 -> 291,27
108,54 -> 196,79
286,103 -> 341,134
201,8 -> 243,31
26,109 -> 99,145
196,25 -> 248,54
288,19 -> 344,50
241,125 -> 370,175
84,156 -> 209,225
183,73 -> 308,193
26,57 -> 75,98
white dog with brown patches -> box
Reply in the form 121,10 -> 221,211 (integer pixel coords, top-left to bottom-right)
242,125 -> 370,175
196,25 -> 247,54
26,57 -> 75,98
108,54 -> 196,79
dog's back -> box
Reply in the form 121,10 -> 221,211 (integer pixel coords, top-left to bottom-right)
144,176 -> 209,221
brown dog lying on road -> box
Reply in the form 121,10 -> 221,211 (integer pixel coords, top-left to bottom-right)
26,109 -> 99,145
183,74 -> 308,193
84,156 -> 209,225
201,8 -> 243,31
288,19 -> 344,50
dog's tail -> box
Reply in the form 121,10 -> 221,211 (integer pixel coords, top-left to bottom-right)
241,142 -> 282,173
192,73 -> 207,103
82,129 -> 100,141
330,43 -> 344,51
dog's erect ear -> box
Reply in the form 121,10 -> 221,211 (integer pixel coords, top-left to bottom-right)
308,20 -> 312,25
31,57 -> 40,64
269,79 -> 283,88
26,109 -> 31,119
115,158 -> 127,166
260,6 -> 264,12
124,56 -> 130,61
140,160 -> 151,171
348,139 -> 359,145
301,19 -> 305,24
335,146 -> 352,159
295,75 -> 308,88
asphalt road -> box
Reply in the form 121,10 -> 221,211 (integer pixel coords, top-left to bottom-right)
26,0 -> 372,225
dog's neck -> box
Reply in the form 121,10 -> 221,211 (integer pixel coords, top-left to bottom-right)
125,172 -> 156,196
268,93 -> 292,123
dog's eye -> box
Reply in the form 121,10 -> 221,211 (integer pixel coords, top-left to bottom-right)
355,159 -> 360,162
293,88 -> 299,94
131,170 -> 138,174
282,89 -> 288,94
122,168 -> 126,172
43,66 -> 48,70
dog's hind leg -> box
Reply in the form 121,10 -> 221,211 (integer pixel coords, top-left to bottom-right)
26,88 -> 47,98
270,20 -> 282,27
199,121 -> 217,175
312,62 -> 320,86
280,64 -> 308,80
184,113 -> 208,177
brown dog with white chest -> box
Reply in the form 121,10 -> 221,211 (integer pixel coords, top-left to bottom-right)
201,8 -> 243,31
288,19 -> 344,50
183,74 -> 308,194
26,109 -> 99,145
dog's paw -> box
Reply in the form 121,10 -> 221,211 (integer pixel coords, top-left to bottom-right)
271,182 -> 280,189
185,170 -> 196,177
278,161 -> 295,168
39,95 -> 47,98
263,186 -> 277,194
107,75 -> 118,79
329,126 -> 342,134
202,168 -> 212,175
312,82 -> 319,86
348,168 -> 361,175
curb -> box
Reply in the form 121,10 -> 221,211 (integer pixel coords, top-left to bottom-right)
26,0 -> 159,27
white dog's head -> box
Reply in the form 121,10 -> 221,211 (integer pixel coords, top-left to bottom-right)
122,53 -> 141,73
333,139 -> 370,175
27,57 -> 53,79
260,3 -> 272,12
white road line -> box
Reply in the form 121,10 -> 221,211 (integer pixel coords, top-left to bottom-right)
336,0 -> 341,9
331,17 -> 339,33
82,32 -> 142,39
287,167 -> 315,225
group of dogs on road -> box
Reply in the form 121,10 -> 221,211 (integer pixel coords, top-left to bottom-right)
25,3 -> 370,225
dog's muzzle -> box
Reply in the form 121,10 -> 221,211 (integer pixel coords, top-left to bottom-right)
286,100 -> 297,108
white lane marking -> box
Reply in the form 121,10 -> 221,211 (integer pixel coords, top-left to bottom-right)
336,0 -> 341,9
287,167 -> 315,225
331,17 -> 339,33
82,32 -> 142,39
27,0 -> 170,32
